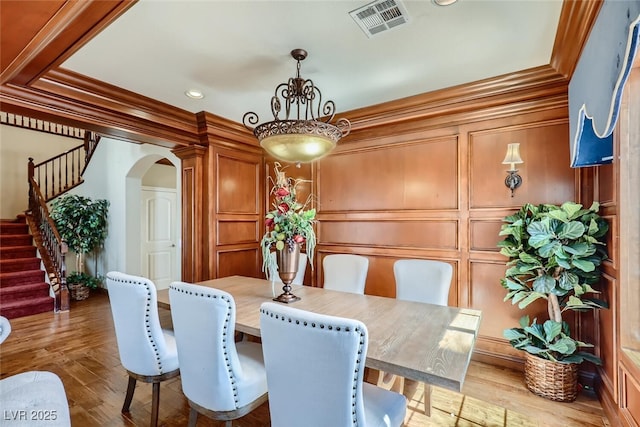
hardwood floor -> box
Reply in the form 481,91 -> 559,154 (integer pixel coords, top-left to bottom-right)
0,292 -> 608,427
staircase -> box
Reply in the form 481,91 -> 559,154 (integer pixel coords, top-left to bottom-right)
0,217 -> 54,319
0,122 -> 101,319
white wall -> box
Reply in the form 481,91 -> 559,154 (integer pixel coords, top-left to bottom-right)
61,137 -> 181,283
0,125 -> 79,218
142,163 -> 177,188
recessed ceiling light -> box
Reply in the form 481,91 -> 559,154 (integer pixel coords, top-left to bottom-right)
433,0 -> 458,5
185,89 -> 204,99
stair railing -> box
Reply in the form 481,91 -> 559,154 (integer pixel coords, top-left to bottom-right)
29,131 -> 100,202
27,174 -> 69,312
24,130 -> 100,313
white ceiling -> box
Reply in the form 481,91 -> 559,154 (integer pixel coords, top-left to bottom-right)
62,0 -> 563,126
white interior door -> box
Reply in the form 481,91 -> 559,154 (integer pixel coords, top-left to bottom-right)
141,187 -> 177,290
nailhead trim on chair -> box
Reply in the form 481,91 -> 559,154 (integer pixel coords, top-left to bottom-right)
111,275 -> 166,374
260,307 -> 366,425
169,285 -> 241,408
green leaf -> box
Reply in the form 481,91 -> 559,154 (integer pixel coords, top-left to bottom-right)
532,275 -> 555,293
503,278 -> 527,291
556,257 -> 571,269
563,242 -> 589,256
503,328 -> 526,340
548,337 -> 577,355
558,221 -> 585,239
538,241 -> 560,258
524,346 -> 546,355
543,320 -> 562,341
575,351 -> 602,365
546,209 -> 569,222
518,291 -> 546,309
519,315 -> 531,328
572,259 -> 596,272
518,252 -> 539,264
561,202 -> 583,219
510,291 -> 529,305
528,235 -> 551,249
558,271 -> 578,291
524,322 -> 547,343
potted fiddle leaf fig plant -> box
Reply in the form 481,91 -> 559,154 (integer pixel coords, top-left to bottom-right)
498,201 -> 609,402
51,194 -> 109,300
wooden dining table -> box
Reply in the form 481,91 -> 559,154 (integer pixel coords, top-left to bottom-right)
157,275 -> 481,393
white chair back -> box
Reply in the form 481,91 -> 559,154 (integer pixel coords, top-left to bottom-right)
0,316 -> 11,344
1,318 -> 71,426
169,281 -> 268,413
394,259 -> 453,306
322,254 -> 369,294
269,251 -> 308,285
260,302 -> 368,426
106,272 -> 179,376
260,302 -> 406,427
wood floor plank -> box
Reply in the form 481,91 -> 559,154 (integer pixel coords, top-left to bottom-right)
0,292 -> 608,427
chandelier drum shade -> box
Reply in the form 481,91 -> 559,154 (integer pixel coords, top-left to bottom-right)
243,49 -> 351,165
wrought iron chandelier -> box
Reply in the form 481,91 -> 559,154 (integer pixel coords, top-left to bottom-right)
243,49 -> 351,165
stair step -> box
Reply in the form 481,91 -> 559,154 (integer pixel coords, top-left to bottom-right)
0,257 -> 41,273
0,246 -> 36,260
0,282 -> 50,303
0,295 -> 54,319
0,270 -> 46,287
0,222 -> 28,235
0,234 -> 32,246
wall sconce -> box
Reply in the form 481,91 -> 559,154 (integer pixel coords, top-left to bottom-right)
502,143 -> 523,197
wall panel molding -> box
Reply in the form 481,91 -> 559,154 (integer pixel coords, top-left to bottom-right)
320,219 -> 458,250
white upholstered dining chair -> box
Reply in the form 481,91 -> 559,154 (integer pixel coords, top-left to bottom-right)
169,281 -> 268,427
105,271 -> 180,427
391,259 -> 453,416
269,251 -> 308,285
394,259 -> 453,306
0,315 -> 10,344
0,316 -> 71,426
260,302 -> 407,427
322,254 -> 369,294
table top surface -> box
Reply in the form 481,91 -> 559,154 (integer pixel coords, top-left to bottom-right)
157,275 -> 481,392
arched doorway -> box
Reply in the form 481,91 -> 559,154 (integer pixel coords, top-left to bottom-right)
125,155 -> 181,288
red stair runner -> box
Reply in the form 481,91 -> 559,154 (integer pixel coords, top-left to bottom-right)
0,218 -> 53,319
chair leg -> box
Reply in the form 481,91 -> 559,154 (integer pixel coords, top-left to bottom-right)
122,375 -> 136,413
423,382 -> 431,417
187,408 -> 198,427
150,382 -> 160,427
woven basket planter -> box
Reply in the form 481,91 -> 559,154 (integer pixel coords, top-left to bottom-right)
68,283 -> 90,301
524,352 -> 578,402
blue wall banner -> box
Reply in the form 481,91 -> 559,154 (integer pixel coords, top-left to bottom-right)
569,0 -> 640,168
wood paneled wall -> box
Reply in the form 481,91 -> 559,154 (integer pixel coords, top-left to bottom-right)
173,112 -> 264,282
310,100 -> 577,366
595,57 -> 640,427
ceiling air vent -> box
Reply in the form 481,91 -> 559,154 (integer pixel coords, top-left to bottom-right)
349,0 -> 410,38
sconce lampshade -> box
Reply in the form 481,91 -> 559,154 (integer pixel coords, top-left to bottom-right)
243,49 -> 350,165
502,143 -> 523,171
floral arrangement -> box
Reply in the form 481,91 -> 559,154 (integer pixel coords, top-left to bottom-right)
261,163 -> 316,279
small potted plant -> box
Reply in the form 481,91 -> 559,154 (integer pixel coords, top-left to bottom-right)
51,194 -> 109,300
498,201 -> 608,402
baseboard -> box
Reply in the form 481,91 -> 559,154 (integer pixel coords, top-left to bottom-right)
472,349 -> 524,372
598,378 -> 623,427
